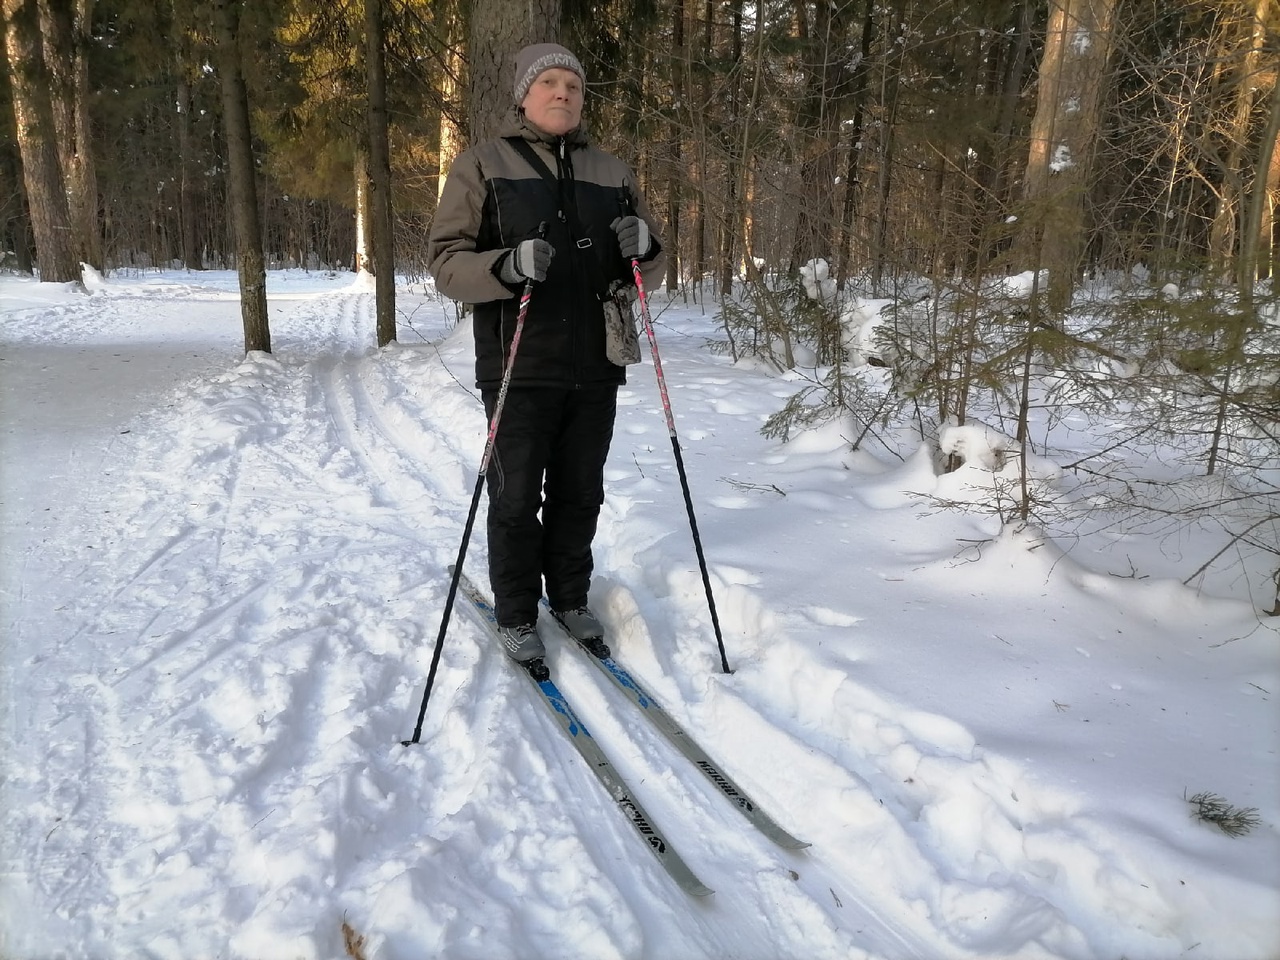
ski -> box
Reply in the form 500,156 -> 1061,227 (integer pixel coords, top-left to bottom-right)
453,570 -> 714,897
543,601 -> 809,850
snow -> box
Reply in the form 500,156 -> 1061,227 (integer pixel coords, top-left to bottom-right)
2,268 -> 1277,960
800,258 -> 837,303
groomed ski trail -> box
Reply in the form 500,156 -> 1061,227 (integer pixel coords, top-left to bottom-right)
0,281 -> 926,960
3,277 -> 1207,960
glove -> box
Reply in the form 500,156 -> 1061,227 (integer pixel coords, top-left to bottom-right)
611,216 -> 650,260
499,238 -> 554,284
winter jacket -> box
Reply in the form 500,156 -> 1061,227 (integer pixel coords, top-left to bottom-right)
427,110 -> 666,390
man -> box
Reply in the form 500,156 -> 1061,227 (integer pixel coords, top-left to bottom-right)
427,43 -> 666,663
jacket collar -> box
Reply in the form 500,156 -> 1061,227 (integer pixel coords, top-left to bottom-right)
500,107 -> 590,148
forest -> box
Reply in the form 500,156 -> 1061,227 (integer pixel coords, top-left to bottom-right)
3,0 -> 1279,607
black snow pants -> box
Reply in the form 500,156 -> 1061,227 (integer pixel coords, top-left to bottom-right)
481,385 -> 618,627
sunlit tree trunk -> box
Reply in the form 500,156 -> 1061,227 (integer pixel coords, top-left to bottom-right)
212,0 -> 270,353
40,0 -> 99,270
436,0 -> 464,197
4,0 -> 78,282
1240,71 -> 1280,285
353,146 -> 370,273
1216,0 -> 1274,287
1017,0 -> 1118,313
1259,97 -> 1280,281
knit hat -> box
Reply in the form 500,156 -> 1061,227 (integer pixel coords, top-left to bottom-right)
512,43 -> 586,104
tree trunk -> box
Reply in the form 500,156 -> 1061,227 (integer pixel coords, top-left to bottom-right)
436,0 -> 465,197
1017,0 -> 1118,313
836,0 -> 875,289
665,0 -> 685,293
4,0 -> 78,282
1208,0 -> 1270,281
693,0 -> 713,293
365,0 -> 396,347
719,0 -> 745,297
211,0 -> 270,354
353,146 -> 370,273
467,0 -> 560,145
69,0 -> 98,269
1235,2 -> 1278,290
38,0 -> 100,270
174,9 -> 203,270
1261,102 -> 1280,282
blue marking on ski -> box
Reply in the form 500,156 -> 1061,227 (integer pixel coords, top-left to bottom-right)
537,678 -> 585,738
599,657 -> 653,708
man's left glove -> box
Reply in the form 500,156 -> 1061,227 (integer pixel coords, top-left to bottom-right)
610,216 -> 650,261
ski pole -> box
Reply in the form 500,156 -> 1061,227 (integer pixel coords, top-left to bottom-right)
630,258 -> 732,674
404,226 -> 546,746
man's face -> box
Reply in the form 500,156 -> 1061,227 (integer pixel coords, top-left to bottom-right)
521,67 -> 584,136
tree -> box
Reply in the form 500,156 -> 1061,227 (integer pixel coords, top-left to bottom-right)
466,0 -> 559,145
434,0 -> 464,193
1017,0 -> 1120,313
172,1 -> 204,270
1206,0 -> 1273,282
41,0 -> 101,270
3,0 -> 79,282
665,0 -> 686,292
834,0 -> 876,289
211,0 -> 270,353
365,0 -> 395,346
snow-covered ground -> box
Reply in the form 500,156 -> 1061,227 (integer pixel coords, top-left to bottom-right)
1,268 -> 1276,960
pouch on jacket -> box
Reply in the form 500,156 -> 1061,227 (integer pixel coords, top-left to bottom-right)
603,282 -> 641,365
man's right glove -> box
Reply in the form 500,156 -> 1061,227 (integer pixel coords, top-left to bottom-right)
499,238 -> 554,284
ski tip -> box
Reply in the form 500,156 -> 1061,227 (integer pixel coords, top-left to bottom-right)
782,839 -> 812,851
687,882 -> 715,898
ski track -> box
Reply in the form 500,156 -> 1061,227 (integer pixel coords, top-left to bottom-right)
3,281 -> 1204,959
